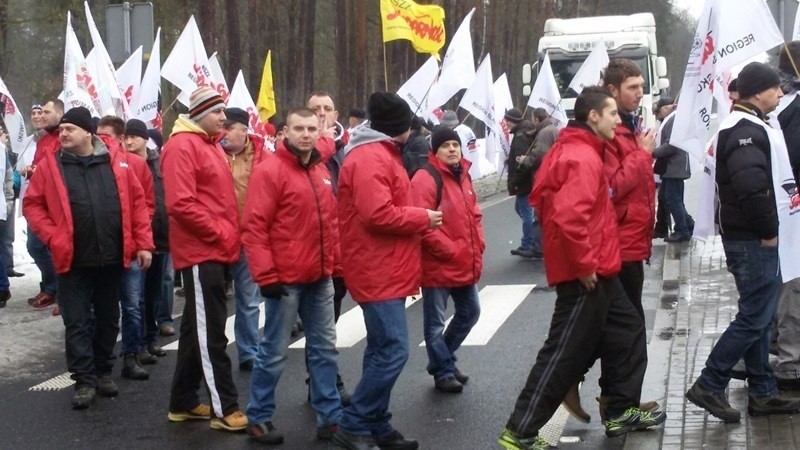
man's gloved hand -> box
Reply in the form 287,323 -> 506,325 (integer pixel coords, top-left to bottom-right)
260,283 -> 287,299
332,277 -> 347,300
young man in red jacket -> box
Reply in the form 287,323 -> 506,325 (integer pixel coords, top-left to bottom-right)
411,127 -> 485,394
162,87 -> 247,432
23,106 -> 153,410
498,87 -> 663,450
332,92 -> 442,450
242,107 -> 343,445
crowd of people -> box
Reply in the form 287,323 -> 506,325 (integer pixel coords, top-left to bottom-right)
7,47 -> 800,450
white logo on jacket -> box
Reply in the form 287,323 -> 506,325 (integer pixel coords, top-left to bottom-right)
119,161 -> 128,168
738,137 -> 753,146
322,178 -> 332,185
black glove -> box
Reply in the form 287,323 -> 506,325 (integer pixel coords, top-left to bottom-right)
332,277 -> 347,301
260,283 -> 287,299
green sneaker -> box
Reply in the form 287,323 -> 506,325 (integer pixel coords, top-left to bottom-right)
497,428 -> 549,449
603,406 -> 667,438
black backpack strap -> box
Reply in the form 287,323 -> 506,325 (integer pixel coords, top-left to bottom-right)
422,163 -> 443,208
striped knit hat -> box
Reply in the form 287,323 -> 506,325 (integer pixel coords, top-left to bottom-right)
189,86 -> 225,121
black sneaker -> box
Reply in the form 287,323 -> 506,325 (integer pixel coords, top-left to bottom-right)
434,377 -> 463,394
685,381 -> 740,423
317,423 -> 338,440
603,406 -> 666,437
375,430 -> 418,450
453,367 -> 469,384
332,430 -> 380,450
72,386 -> 96,409
97,376 -> 119,397
247,422 -> 284,445
748,394 -> 800,416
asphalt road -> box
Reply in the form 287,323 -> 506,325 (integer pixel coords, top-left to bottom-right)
0,192 -> 665,450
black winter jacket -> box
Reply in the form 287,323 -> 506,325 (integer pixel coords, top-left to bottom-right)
506,121 -> 535,196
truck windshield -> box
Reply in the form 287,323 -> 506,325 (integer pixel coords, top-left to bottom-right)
549,56 -> 650,98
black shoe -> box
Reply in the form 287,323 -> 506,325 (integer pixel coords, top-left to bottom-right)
511,248 -> 541,259
72,386 -> 96,409
317,423 -> 338,440
7,270 -> 24,277
121,354 -> 149,380
453,367 -> 469,385
748,394 -> 800,416
147,342 -> 166,357
375,430 -> 418,449
332,430 -> 380,450
435,377 -> 463,394
652,229 -> 669,239
685,381 -> 740,423
247,422 -> 284,445
777,377 -> 800,391
97,375 -> 118,397
0,290 -> 9,308
337,374 -> 352,406
664,233 -> 691,243
138,350 -> 158,365
239,359 -> 254,371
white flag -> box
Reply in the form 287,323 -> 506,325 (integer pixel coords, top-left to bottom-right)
671,0 -> 783,162
0,76 -> 27,155
63,12 -> 99,117
526,53 -> 568,128
428,8 -> 476,108
568,40 -> 609,94
133,28 -> 162,129
84,1 -> 129,118
459,54 -> 497,134
794,3 -> 800,41
397,56 -> 439,117
116,46 -> 143,112
208,53 -> 230,101
227,71 -> 273,143
162,16 -> 214,107
491,74 -> 514,164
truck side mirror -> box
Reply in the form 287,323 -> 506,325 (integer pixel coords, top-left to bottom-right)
522,64 -> 532,85
656,57 -> 668,78
523,85 -> 531,97
658,78 -> 670,93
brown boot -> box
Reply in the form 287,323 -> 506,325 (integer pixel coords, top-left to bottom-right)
562,383 -> 591,423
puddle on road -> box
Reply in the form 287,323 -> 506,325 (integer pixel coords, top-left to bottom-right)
660,293 -> 678,310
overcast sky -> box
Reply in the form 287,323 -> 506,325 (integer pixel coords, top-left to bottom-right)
672,0 -> 703,18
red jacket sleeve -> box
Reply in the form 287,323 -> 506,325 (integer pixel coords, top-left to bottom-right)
241,165 -> 280,286
410,169 -> 457,260
126,163 -> 154,253
606,144 -> 653,202
22,158 -> 57,245
316,136 -> 337,163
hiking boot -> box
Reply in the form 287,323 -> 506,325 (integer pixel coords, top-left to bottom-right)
603,406 -> 667,438
777,377 -> 800,391
247,421 -> 284,444
375,430 -> 418,449
748,394 -> 800,416
147,342 -> 167,357
454,367 -> 469,384
497,428 -> 549,450
71,386 -> 96,410
434,376 -> 463,394
685,381 -> 740,423
138,350 -> 158,365
159,324 -> 175,336
168,404 -> 212,422
332,430 -> 380,450
562,383 -> 590,423
32,293 -> 56,309
210,410 -> 248,431
316,423 -> 338,440
97,376 -> 118,397
121,354 -> 149,380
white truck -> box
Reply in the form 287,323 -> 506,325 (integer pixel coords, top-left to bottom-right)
522,13 -> 670,129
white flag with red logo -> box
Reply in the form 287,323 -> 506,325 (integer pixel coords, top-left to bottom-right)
208,53 -> 229,101
62,12 -> 100,117
489,73 -> 513,168
0,76 -> 27,156
84,1 -> 129,118
133,28 -> 162,130
427,8 -> 475,108
526,53 -> 568,128
397,56 -> 439,117
567,39 -> 609,95
116,46 -> 143,113
671,0 -> 783,162
459,54 -> 497,134
227,70 -> 273,144
162,16 -> 215,107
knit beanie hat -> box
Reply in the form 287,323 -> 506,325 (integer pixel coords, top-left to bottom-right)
737,62 -> 782,99
189,86 -> 225,122
430,127 -> 461,153
504,108 -> 524,124
368,92 -> 413,137
146,128 -> 163,150
124,119 -> 149,140
225,107 -> 249,128
440,110 -> 459,128
60,107 -> 94,134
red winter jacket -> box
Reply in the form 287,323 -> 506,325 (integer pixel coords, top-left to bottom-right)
530,125 -> 622,286
30,128 -> 60,169
161,115 -> 241,270
241,141 -> 341,286
411,154 -> 485,287
22,137 -> 154,274
603,123 -> 655,262
337,135 -> 430,302
97,134 -> 156,219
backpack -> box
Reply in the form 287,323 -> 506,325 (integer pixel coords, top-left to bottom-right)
417,163 -> 471,209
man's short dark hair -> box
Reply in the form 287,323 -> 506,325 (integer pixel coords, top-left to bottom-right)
532,108 -> 548,122
286,107 -> 316,123
602,59 -> 643,88
779,41 -> 800,76
574,86 -> 613,122
307,90 -> 334,102
98,115 -> 125,136
47,99 -> 65,113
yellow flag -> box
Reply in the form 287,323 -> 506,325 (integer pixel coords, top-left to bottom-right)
257,50 -> 276,122
380,0 -> 445,56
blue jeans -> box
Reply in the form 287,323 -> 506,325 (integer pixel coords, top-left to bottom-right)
340,299 -> 409,438
662,179 -> 694,235
157,254 -> 174,326
120,260 -> 145,355
0,249 -> 8,292
247,277 -> 340,427
27,225 -> 57,295
698,240 -> 780,397
232,251 -> 262,364
514,195 -> 542,253
422,285 -> 480,381
1,201 -> 15,271
142,253 -> 169,345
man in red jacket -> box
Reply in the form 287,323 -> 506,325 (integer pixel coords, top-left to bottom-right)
242,107 -> 343,446
411,127 -> 485,394
332,93 -> 441,450
162,87 -> 247,432
23,106 -> 153,410
498,87 -> 663,450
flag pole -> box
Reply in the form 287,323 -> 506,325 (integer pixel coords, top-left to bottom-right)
383,44 -> 390,90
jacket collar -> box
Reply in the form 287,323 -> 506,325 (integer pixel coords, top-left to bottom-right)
426,151 -> 472,176
276,139 -> 321,168
733,101 -> 766,120
561,121 -> 605,156
170,114 -> 224,144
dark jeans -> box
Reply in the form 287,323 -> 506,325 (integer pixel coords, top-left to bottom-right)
698,240 -> 780,397
662,178 -> 694,235
1,201 -> 14,271
654,183 -> 671,233
618,261 -> 645,320
27,225 -> 57,295
506,277 -> 646,437
157,254 -> 174,326
0,250 -> 8,292
422,285 -> 481,381
169,262 -> 240,417
142,252 -> 169,345
57,266 -> 122,388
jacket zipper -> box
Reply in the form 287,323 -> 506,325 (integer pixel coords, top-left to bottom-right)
305,168 -> 326,279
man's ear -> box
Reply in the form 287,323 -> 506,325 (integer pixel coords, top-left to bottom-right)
606,84 -> 619,99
